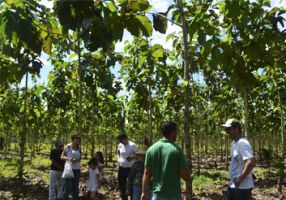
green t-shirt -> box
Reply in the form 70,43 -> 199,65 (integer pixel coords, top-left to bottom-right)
145,138 -> 187,198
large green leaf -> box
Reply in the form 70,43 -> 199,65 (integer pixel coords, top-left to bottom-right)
135,15 -> 153,37
126,0 -> 150,12
153,13 -> 168,34
127,15 -> 153,37
151,47 -> 164,60
42,35 -> 52,55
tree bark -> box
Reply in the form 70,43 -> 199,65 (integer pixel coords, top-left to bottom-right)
77,28 -> 83,135
177,0 -> 192,199
278,90 -> 285,200
19,71 -> 28,179
243,87 -> 250,138
90,84 -> 96,157
148,80 -> 153,144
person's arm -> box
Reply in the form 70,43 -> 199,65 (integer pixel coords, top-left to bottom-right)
61,147 -> 71,161
140,166 -> 151,200
234,158 -> 256,185
179,150 -> 192,182
180,168 -> 192,183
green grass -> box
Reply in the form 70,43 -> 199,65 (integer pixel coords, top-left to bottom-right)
193,169 -> 228,189
0,158 -> 19,178
0,156 -> 51,183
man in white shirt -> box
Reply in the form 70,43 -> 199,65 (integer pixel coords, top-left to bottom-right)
117,133 -> 137,200
222,119 -> 256,200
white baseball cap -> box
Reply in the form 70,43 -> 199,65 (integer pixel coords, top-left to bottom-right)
221,119 -> 241,128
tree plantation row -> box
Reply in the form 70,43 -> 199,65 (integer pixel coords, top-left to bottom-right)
0,0 -> 286,199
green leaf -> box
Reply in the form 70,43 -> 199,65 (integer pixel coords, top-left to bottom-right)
31,61 -> 42,74
198,34 -> 206,45
106,1 -> 117,13
225,1 -> 240,18
69,53 -> 77,60
126,0 -> 150,12
138,56 -> 147,68
182,80 -> 189,88
135,15 -> 153,37
127,15 -> 153,37
138,68 -> 150,77
153,13 -> 168,34
42,35 -> 52,55
152,48 -> 164,60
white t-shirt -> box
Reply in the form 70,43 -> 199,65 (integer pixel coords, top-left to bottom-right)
117,141 -> 137,168
229,138 -> 254,189
87,168 -> 100,191
65,144 -> 81,170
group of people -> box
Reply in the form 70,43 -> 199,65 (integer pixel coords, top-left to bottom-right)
48,134 -> 104,200
49,118 -> 256,200
117,119 -> 255,200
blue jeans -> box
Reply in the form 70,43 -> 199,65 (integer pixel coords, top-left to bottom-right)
63,169 -> 80,200
151,196 -> 181,200
133,186 -> 142,200
227,187 -> 252,200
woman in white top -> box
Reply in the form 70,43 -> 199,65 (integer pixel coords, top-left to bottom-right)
61,134 -> 81,200
87,157 -> 100,200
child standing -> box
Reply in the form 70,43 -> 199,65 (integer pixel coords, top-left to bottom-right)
95,151 -> 105,182
127,146 -> 148,200
87,157 -> 100,200
94,152 -> 105,197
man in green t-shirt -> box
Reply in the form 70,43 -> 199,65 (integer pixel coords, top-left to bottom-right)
141,121 -> 192,200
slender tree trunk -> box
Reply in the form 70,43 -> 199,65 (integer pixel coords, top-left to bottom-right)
77,29 -> 83,135
91,87 -> 96,157
19,71 -> 28,179
177,0 -> 192,199
243,87 -> 250,138
278,91 -> 285,200
148,81 -> 153,144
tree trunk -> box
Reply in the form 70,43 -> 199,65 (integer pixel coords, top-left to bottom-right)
278,91 -> 285,200
243,87 -> 250,138
91,86 -> 96,157
19,71 -> 29,179
148,81 -> 153,144
177,0 -> 192,199
77,29 -> 83,135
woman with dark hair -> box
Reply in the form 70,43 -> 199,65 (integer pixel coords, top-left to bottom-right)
61,134 -> 81,200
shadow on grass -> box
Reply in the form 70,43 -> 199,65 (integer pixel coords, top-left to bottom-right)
254,169 -> 278,189
0,176 -> 48,200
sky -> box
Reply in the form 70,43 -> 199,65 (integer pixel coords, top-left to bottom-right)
20,0 -> 286,88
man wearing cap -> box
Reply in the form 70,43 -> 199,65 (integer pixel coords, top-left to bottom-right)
222,119 -> 256,200
127,146 -> 148,200
141,121 -> 192,200
49,140 -> 65,200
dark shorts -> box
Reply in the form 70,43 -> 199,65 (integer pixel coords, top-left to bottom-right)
227,187 -> 252,200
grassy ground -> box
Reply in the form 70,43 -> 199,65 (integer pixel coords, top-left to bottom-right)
0,156 -> 285,199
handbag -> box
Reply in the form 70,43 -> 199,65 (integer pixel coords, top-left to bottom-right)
62,161 -> 74,178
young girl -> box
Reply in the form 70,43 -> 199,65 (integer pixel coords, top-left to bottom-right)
95,152 -> 105,180
87,157 -> 100,200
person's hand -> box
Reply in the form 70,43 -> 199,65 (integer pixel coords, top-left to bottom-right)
140,193 -> 149,200
234,176 -> 243,187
